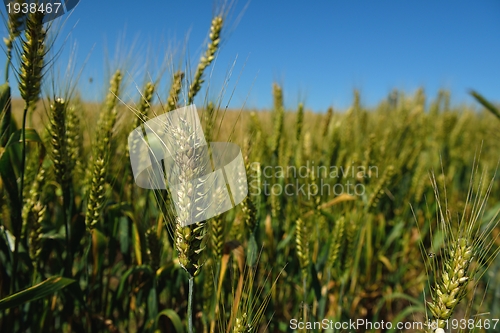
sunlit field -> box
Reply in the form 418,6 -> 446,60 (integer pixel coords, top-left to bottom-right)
1,4 -> 500,333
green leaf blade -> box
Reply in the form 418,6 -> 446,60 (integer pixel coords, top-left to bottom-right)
0,276 -> 75,311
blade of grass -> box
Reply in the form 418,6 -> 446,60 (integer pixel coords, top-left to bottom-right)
0,276 -> 75,311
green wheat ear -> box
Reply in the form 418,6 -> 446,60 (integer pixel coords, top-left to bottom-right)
65,103 -> 83,180
188,16 -> 223,105
3,0 -> 26,55
367,165 -> 394,210
85,70 -> 122,231
323,106 -> 333,137
425,167 -> 500,331
22,160 -> 45,234
19,10 -> 46,108
233,313 -> 252,333
209,214 -> 224,260
126,81 -> 155,182
427,237 -> 473,328
49,98 -> 69,186
241,194 -> 257,236
166,71 -> 184,112
326,216 -> 345,269
295,218 -> 310,280
134,81 -> 155,127
28,201 -> 46,263
176,222 -> 207,277
295,103 -> 304,142
270,83 -> 284,156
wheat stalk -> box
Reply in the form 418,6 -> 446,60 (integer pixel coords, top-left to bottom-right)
49,98 -> 70,186
176,222 -> 207,277
21,157 -> 45,230
295,218 -> 310,281
128,81 -> 155,196
166,71 -> 184,112
270,83 -> 284,156
270,86 -> 284,219
322,106 -> 333,137
203,101 -> 216,142
241,195 -> 257,237
18,10 -> 46,108
427,237 -> 473,329
326,216 -> 345,269
233,313 -> 252,333
85,70 -> 122,231
134,81 -> 155,128
425,165 -> 500,331
28,202 -> 45,262
367,165 -> 394,210
209,214 -> 224,260
11,8 -> 48,294
188,16 -> 223,105
65,103 -> 83,182
168,117 -> 209,277
162,106 -> 212,333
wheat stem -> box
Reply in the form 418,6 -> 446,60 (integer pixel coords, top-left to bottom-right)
188,276 -> 194,333
14,9 -> 47,293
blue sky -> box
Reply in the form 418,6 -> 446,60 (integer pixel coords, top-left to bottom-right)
1,0 -> 499,111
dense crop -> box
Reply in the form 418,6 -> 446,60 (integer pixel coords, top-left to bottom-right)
1,7 -> 500,333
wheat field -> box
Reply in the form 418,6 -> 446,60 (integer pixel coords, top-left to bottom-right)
1,6 -> 500,333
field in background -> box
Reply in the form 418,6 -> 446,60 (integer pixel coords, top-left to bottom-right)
1,7 -> 500,333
